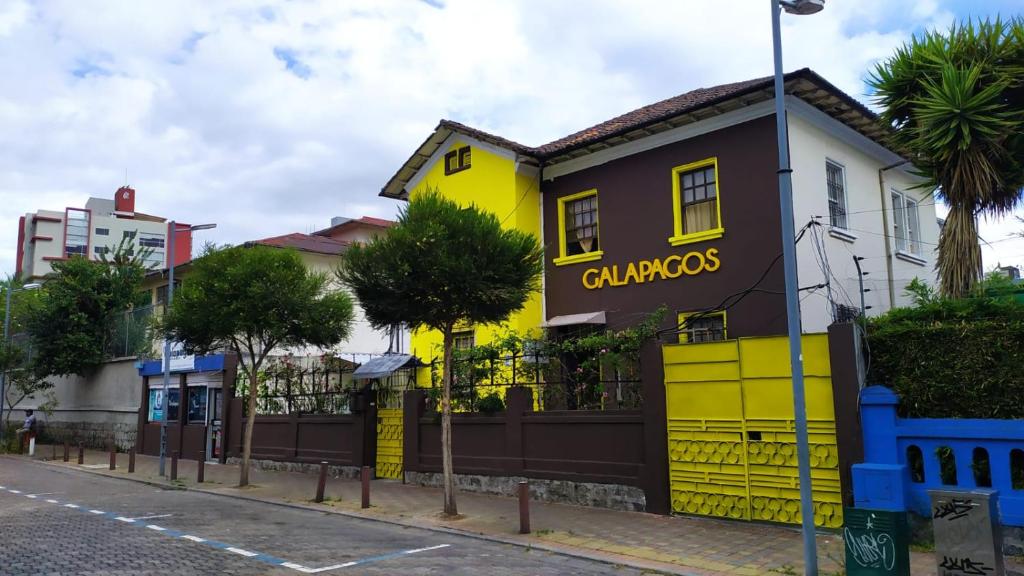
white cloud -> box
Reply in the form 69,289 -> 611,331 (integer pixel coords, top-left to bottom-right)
1,0 -> 1020,275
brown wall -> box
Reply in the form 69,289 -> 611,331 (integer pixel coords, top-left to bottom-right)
226,405 -> 367,467
404,387 -> 650,496
542,116 -> 787,338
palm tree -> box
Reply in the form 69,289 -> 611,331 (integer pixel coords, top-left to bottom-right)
870,17 -> 1024,298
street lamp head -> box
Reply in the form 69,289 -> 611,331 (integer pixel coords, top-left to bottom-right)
780,0 -> 824,15
190,223 -> 216,232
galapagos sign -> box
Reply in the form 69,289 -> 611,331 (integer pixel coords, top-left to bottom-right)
582,248 -> 720,290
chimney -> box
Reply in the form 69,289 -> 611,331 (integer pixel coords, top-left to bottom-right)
115,186 -> 136,213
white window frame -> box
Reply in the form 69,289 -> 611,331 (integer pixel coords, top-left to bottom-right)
891,189 -> 924,259
825,159 -> 849,231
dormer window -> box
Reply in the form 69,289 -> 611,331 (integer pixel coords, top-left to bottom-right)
444,146 -> 471,175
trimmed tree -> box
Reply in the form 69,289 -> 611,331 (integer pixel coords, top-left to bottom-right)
163,245 -> 354,486
870,17 -> 1024,297
27,244 -> 148,377
337,189 -> 543,516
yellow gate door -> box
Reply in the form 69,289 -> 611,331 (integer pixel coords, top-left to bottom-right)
663,333 -> 843,528
375,408 -> 403,479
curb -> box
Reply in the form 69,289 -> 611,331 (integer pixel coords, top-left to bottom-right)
15,455 -> 700,576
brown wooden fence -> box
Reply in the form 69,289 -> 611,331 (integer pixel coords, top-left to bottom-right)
403,386 -> 647,489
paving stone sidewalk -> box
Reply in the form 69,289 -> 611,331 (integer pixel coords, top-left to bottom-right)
22,445 -> 937,575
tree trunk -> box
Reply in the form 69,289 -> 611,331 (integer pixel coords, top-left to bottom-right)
239,365 -> 259,487
441,325 -> 457,516
938,204 -> 982,298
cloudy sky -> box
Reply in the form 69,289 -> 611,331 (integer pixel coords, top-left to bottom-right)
2,0 -> 1022,275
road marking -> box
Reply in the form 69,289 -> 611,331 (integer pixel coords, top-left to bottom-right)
28,492 -> 59,497
26,495 -> 37,499
227,547 -> 259,557
3,481 -> 452,573
81,464 -> 108,469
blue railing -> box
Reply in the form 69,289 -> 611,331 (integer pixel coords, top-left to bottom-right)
854,385 -> 1024,526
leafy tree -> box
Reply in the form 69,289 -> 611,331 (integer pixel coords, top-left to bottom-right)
338,189 -> 543,516
870,17 -> 1024,298
0,346 -> 55,426
27,246 -> 147,377
163,245 -> 354,486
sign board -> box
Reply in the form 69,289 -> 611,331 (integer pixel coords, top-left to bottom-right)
844,507 -> 910,576
930,489 -> 1004,576
149,389 -> 164,422
162,340 -> 195,372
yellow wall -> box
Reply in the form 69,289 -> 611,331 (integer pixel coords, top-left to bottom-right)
408,138 -> 543,380
663,333 -> 843,528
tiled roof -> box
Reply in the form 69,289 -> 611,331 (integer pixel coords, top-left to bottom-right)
532,75 -> 775,156
251,233 -> 349,256
381,68 -> 892,198
312,215 -> 396,238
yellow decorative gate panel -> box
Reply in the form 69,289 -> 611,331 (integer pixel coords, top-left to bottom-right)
664,333 -> 842,528
376,408 -> 403,479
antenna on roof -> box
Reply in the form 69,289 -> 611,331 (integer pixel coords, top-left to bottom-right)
125,168 -> 128,186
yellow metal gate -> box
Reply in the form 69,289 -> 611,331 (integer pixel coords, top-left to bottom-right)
375,408 -> 403,479
663,333 -> 842,528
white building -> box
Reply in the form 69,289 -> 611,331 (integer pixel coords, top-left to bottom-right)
15,186 -> 192,280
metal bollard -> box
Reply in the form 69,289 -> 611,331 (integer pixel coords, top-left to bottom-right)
170,451 -> 178,481
63,442 -> 69,462
52,443 -> 57,460
315,461 -> 328,503
77,443 -> 84,465
197,450 -> 205,483
518,481 -> 530,534
128,446 -> 136,473
109,443 -> 116,470
361,466 -> 371,509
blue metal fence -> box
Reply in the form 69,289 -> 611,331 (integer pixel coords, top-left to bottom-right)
854,385 -> 1024,526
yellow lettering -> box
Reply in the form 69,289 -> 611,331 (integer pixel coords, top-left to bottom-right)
663,255 -> 684,278
599,266 -> 614,289
611,265 -> 627,286
624,262 -> 642,285
704,248 -> 721,272
582,268 -> 600,289
682,251 -> 706,276
649,258 -> 665,281
638,260 -> 653,282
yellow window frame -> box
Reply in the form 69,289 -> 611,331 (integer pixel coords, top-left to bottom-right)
676,310 -> 727,344
554,188 -> 603,266
669,157 -> 725,247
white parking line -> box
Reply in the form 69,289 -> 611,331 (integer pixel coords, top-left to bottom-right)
181,535 -> 206,543
45,499 -> 58,504
63,503 -> 80,509
26,495 -> 37,499
227,547 -> 258,557
89,510 -> 105,514
115,516 -> 135,523
146,525 -> 167,532
127,514 -> 172,521
9,489 -> 21,494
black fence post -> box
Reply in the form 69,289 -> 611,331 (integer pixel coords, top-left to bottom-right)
77,443 -> 84,465
197,450 -> 205,483
518,481 -> 530,534
315,461 -> 328,503
128,446 -> 136,473
170,451 -> 178,481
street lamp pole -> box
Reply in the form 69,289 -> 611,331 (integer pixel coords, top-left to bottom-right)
158,221 -> 177,477
0,282 -> 41,442
158,222 -> 215,477
771,1 -> 823,574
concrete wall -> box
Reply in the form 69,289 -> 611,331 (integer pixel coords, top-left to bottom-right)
7,358 -> 141,449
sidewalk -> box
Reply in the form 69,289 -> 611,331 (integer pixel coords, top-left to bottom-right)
20,445 -> 935,576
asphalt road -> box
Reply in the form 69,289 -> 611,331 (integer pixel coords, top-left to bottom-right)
0,458 -> 653,575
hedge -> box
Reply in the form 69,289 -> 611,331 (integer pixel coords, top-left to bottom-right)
867,276 -> 1024,418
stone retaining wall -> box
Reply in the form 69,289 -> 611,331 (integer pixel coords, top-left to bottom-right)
40,421 -> 138,451
404,471 -> 646,512
225,457 -> 363,481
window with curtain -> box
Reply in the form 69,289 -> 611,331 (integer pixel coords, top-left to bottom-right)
891,191 -> 922,255
564,194 -> 599,256
679,165 -> 718,235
